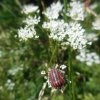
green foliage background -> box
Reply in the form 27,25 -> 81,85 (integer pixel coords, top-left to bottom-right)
0,0 -> 100,100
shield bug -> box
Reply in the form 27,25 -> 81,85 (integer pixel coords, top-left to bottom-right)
48,68 -> 65,89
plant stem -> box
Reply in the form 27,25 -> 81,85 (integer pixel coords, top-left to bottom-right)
68,48 -> 75,100
49,41 -> 58,67
68,51 -> 71,100
63,0 -> 67,21
71,61 -> 75,100
82,63 -> 86,96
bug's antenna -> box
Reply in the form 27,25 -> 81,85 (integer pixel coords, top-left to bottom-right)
55,64 -> 59,68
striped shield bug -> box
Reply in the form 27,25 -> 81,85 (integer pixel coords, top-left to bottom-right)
48,68 -> 65,89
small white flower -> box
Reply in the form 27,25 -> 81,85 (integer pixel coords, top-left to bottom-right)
8,67 -> 23,76
18,16 -> 39,41
69,81 -> 72,84
5,79 -> 15,90
67,0 -> 85,21
23,16 -> 40,26
85,33 -> 98,42
43,1 -> 63,20
41,70 -> 46,75
44,76 -> 48,79
76,49 -> 100,66
60,65 -> 67,70
18,25 -> 38,40
43,20 -> 66,41
64,22 -> 88,50
44,63 -> 48,67
90,3 -> 98,9
22,4 -> 39,14
75,72 -> 81,76
18,27 -> 30,40
92,16 -> 100,30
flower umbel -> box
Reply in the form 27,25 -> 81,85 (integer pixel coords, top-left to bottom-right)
64,22 -> 88,50
43,20 -> 88,50
43,1 -> 63,20
18,25 -> 39,40
5,79 -> 15,90
18,16 -> 39,40
67,0 -> 85,21
21,4 -> 39,14
43,19 -> 66,41
8,67 -> 23,76
92,16 -> 100,30
76,49 -> 100,66
23,16 -> 40,26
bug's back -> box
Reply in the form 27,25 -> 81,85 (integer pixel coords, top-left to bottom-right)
48,68 -> 65,89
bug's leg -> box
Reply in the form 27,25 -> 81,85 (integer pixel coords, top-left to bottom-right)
50,88 -> 57,99
38,81 -> 47,100
60,88 -> 64,93
51,88 -> 57,93
60,70 -> 65,74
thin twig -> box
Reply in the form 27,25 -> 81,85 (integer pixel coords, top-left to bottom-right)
84,0 -> 98,17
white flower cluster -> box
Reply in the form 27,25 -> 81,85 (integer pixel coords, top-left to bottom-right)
64,22 -> 88,50
18,16 -> 40,40
76,49 -> 100,66
23,16 -> 40,26
5,79 -> 15,90
67,0 -> 85,21
85,33 -> 98,42
41,70 -> 46,75
8,67 -> 23,76
43,20 -> 88,50
90,3 -> 98,9
92,16 -> 100,30
43,20 -> 66,41
18,26 -> 36,40
43,1 -> 63,20
21,4 -> 39,14
60,64 -> 67,70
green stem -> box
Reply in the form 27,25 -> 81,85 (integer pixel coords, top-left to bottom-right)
68,49 -> 75,100
71,62 -> 75,100
68,51 -> 71,100
63,0 -> 67,21
49,41 -> 58,67
82,63 -> 86,96
41,0 -> 46,12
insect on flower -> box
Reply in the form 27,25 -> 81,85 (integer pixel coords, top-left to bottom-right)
48,68 -> 65,89
38,64 -> 67,100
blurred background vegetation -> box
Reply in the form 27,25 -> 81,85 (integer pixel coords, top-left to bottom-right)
0,0 -> 100,100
